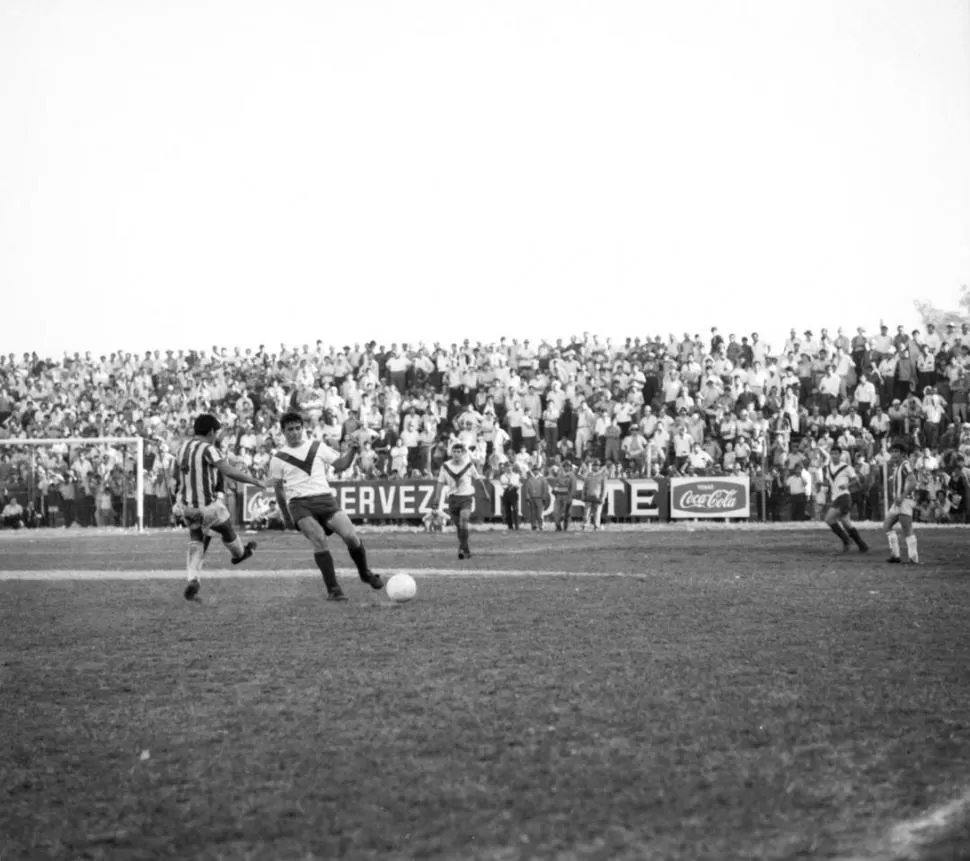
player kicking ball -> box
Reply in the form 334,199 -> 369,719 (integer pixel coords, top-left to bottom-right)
174,414 -> 265,601
884,438 -> 920,565
822,449 -> 869,553
268,412 -> 383,601
430,441 -> 489,560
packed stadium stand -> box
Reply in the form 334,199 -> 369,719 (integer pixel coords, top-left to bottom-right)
2,322 -> 970,528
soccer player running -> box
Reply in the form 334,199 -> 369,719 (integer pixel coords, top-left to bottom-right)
268,412 -> 384,602
884,438 -> 920,564
822,449 -> 869,553
431,441 -> 488,559
173,413 -> 264,601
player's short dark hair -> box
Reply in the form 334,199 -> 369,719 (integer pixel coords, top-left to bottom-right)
280,412 -> 305,429
193,414 -> 222,436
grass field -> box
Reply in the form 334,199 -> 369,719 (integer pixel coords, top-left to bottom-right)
1,525 -> 969,861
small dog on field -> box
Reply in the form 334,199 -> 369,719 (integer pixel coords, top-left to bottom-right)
422,509 -> 446,533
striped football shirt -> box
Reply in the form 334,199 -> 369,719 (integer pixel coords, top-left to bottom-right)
173,439 -> 224,508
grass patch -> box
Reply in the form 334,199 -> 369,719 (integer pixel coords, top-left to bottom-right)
1,529 -> 969,860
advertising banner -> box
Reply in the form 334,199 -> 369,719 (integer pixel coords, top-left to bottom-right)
669,476 -> 750,519
242,478 -> 667,523
243,480 -> 492,522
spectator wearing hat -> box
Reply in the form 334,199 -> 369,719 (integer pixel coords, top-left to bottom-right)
922,322 -> 942,354
888,399 -> 907,439
853,374 -> 878,424
850,327 -> 870,374
519,409 -> 538,454
603,414 -> 623,465
915,343 -> 938,393
875,352 -> 897,407
505,399 -> 524,452
893,347 -> 918,403
818,365 -> 842,416
921,388 -> 946,449
541,400 -> 561,457
871,324 -> 893,363
892,325 -> 910,353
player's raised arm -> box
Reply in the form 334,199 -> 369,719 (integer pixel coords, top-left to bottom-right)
329,438 -> 359,475
215,457 -> 266,488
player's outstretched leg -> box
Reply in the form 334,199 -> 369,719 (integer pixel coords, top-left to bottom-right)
827,518 -> 850,550
315,550 -> 347,601
457,509 -> 472,559
296,517 -> 347,600
844,523 -> 869,552
184,527 -> 205,600
328,511 -> 383,589
211,521 -> 257,566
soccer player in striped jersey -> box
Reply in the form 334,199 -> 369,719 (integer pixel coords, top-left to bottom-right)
430,441 -> 488,559
173,413 -> 265,601
822,449 -> 869,553
267,412 -> 383,602
884,439 -> 919,564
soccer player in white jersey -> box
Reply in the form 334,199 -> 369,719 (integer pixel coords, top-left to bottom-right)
884,438 -> 919,564
173,413 -> 265,601
822,448 -> 869,553
268,412 -> 384,601
430,441 -> 488,559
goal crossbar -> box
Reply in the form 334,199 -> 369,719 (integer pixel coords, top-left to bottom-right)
0,437 -> 145,530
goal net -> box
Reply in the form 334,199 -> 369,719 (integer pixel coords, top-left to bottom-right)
0,437 -> 147,531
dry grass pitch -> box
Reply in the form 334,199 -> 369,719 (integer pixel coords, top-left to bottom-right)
1,526 -> 969,860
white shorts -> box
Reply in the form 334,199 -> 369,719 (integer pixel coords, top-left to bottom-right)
178,500 -> 231,533
886,499 -> 915,520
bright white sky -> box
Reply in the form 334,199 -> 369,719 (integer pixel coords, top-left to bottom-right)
1,0 -> 968,359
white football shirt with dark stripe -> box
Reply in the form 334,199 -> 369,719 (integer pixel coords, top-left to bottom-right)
174,439 -> 223,508
267,440 -> 341,503
437,456 -> 480,497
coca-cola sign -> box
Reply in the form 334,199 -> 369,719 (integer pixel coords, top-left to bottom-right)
670,477 -> 750,519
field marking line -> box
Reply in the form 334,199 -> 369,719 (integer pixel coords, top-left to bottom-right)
0,568 -> 631,581
842,786 -> 970,861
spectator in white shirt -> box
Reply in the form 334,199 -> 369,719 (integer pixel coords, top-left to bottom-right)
871,324 -> 894,361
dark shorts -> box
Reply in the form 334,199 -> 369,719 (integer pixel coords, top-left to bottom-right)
288,494 -> 341,534
449,495 -> 474,520
828,494 -> 852,517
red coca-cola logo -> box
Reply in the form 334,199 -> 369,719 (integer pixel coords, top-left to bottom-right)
672,480 -> 748,515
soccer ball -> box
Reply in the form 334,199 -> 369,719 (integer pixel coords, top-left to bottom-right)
386,573 -> 417,604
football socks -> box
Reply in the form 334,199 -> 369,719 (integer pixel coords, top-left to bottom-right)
828,522 -> 849,544
348,540 -> 369,577
314,550 -> 340,593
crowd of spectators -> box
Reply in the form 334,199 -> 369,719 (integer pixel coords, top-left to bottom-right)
3,319 -> 970,527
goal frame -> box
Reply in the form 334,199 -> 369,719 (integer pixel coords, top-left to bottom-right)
0,436 -> 145,531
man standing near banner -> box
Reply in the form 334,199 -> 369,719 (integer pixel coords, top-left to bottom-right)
581,459 -> 608,530
499,462 -> 522,530
523,466 -> 551,530
550,461 -> 579,531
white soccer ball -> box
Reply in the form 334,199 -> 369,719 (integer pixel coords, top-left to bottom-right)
386,573 -> 417,604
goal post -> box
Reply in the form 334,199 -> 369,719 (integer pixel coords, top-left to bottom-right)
0,436 -> 145,531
